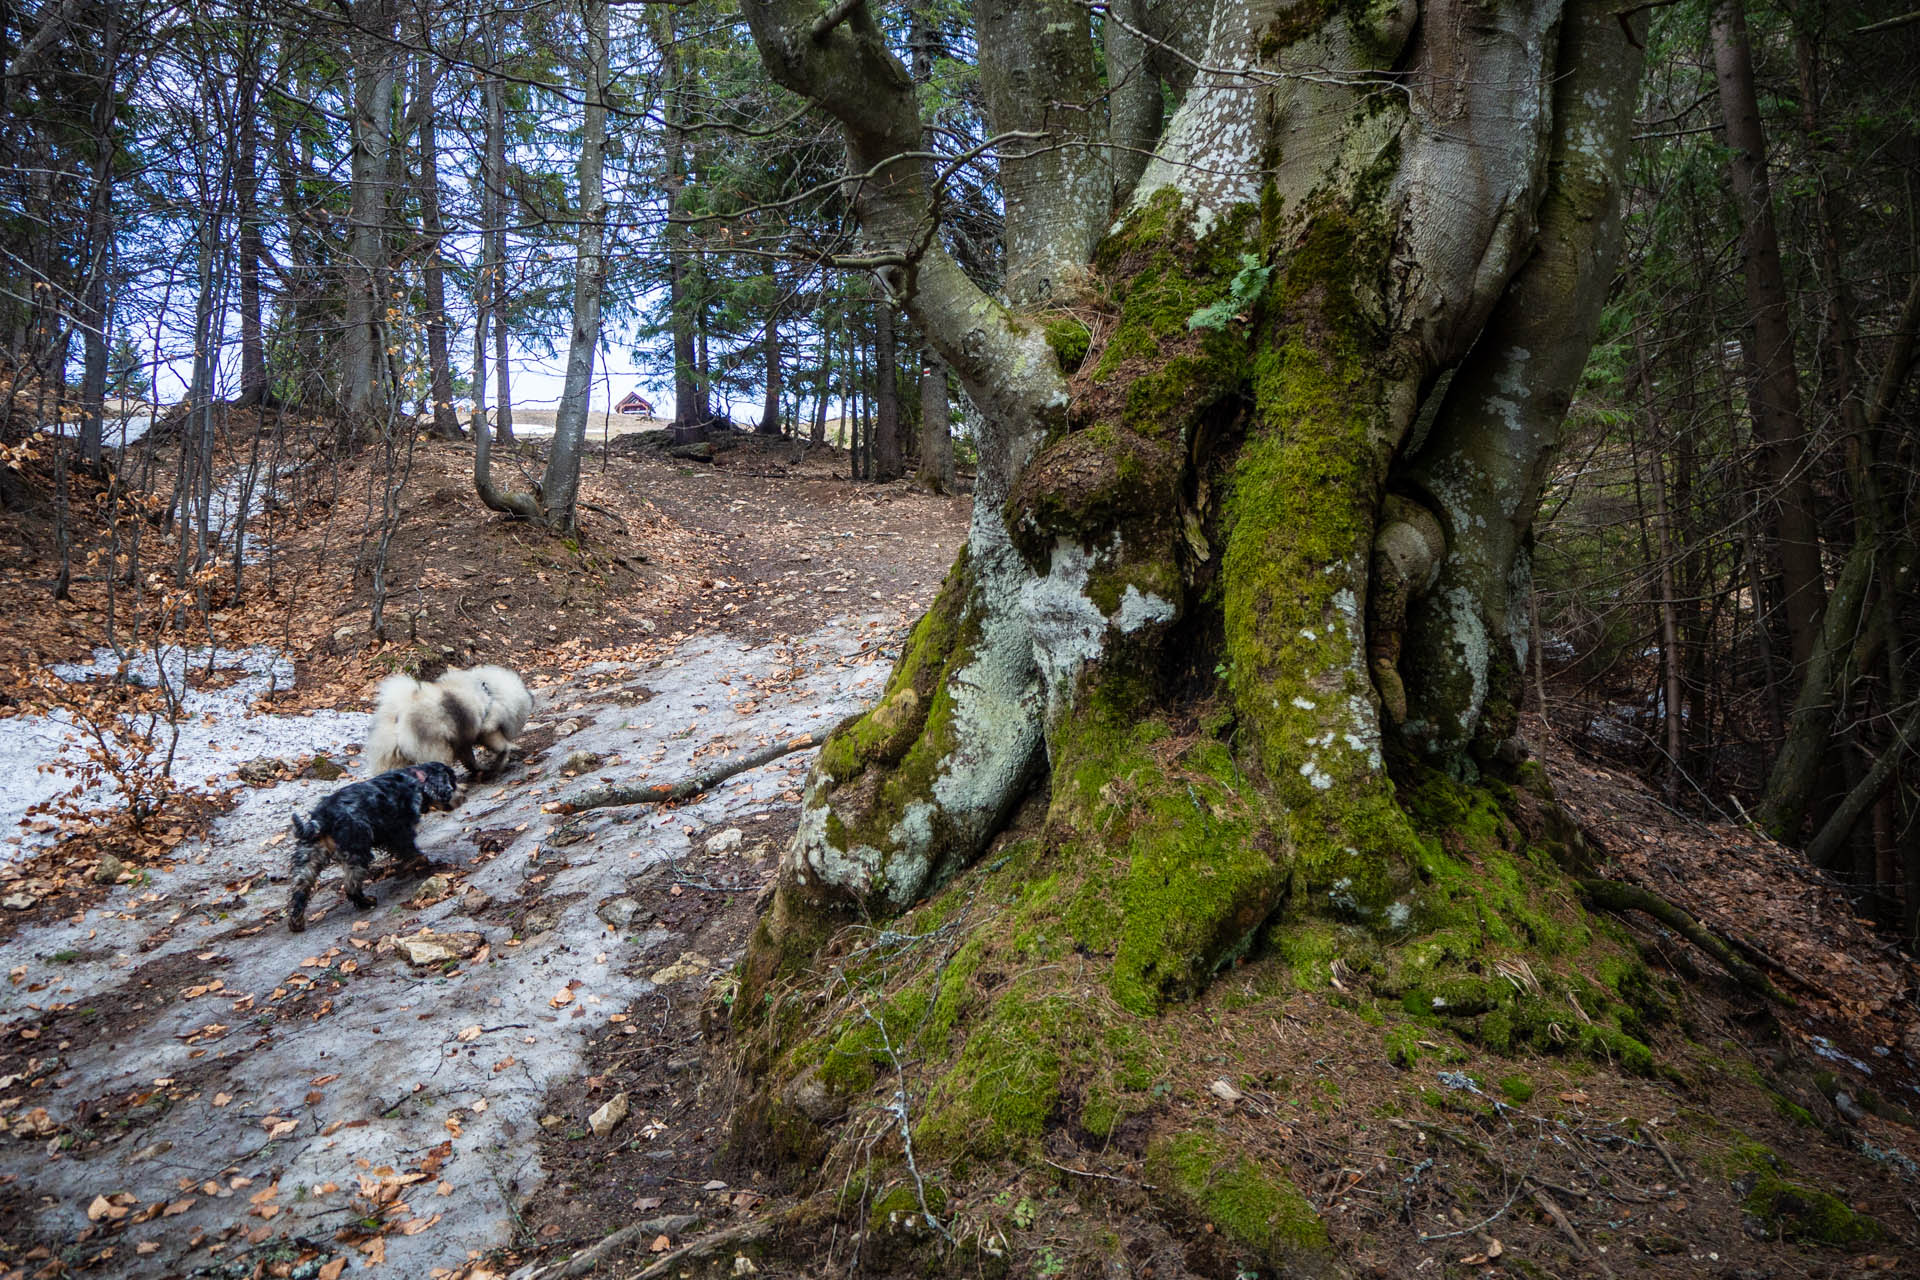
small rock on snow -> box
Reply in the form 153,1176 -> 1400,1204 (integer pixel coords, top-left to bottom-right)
398,930 -> 485,966
648,951 -> 711,985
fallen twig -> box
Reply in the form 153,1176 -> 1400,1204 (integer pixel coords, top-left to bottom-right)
864,1006 -> 955,1243
574,498 -> 633,538
635,1212 -> 788,1280
1043,1157 -> 1155,1189
563,734 -> 815,812
1641,1124 -> 1687,1182
1531,1185 -> 1612,1277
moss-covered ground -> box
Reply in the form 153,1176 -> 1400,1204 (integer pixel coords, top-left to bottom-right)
719,738 -> 1914,1277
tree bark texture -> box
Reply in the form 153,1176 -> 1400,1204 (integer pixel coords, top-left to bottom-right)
416,52 -> 460,440
810,317 -> 833,446
76,0 -> 121,465
341,0 -> 396,435
915,349 -> 952,492
486,11 -> 515,447
759,306 -> 784,434
728,0 -> 1650,1253
1711,0 -> 1826,672
658,10 -> 703,438
872,287 -> 902,479
472,35 -> 540,523
543,0 -> 612,535
235,25 -> 268,409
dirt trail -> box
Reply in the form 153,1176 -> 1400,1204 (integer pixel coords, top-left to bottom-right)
0,459 -> 967,1279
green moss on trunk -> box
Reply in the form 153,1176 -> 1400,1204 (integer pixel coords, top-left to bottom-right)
817,549 -> 976,793
725,179 -> 1702,1276
1050,718 -> 1289,1015
1217,207 -> 1424,913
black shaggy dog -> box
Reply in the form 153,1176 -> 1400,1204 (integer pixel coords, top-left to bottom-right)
286,762 -> 461,932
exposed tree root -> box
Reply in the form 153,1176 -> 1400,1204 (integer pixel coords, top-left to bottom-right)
575,497 -> 635,539
631,1207 -> 798,1279
1576,876 -> 1792,1004
522,1213 -> 700,1279
563,734 -> 815,812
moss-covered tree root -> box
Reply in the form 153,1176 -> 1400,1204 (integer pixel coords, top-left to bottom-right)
1576,876 -> 1791,1004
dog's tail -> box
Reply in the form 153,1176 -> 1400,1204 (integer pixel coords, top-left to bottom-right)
290,811 -> 320,843
455,665 -> 533,740
367,673 -> 432,772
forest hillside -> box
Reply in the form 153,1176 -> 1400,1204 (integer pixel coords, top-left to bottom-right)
1,1 -> 1917,1277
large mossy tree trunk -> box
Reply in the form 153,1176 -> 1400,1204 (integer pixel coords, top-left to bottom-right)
729,0 -> 1647,1264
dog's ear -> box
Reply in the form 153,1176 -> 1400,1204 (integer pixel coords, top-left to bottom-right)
407,766 -> 428,784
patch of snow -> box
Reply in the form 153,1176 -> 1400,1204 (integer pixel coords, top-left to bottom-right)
193,462 -> 295,562
1,645 -> 366,863
0,618 -> 894,1277
108,413 -> 153,446
1810,1035 -> 1873,1076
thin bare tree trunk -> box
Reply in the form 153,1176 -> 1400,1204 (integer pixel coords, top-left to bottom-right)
235,17 -> 267,407
76,1 -> 120,466
810,317 -> 832,446
696,252 -> 712,419
473,23 -> 540,521
1711,0 -> 1826,672
544,0 -> 611,534
1650,445 -> 1687,801
1806,701 -> 1920,871
873,287 -> 902,480
758,304 -> 783,435
342,0 -> 397,440
654,10 -> 700,439
416,52 -> 459,439
487,22 -> 514,447
915,348 -> 952,492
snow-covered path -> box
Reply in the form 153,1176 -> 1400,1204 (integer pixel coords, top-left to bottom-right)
0,617 -> 901,1278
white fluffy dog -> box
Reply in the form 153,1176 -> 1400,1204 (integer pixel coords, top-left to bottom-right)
366,664 -> 533,779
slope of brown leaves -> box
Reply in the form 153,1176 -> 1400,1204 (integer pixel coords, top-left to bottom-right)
1532,713 -> 1920,1088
